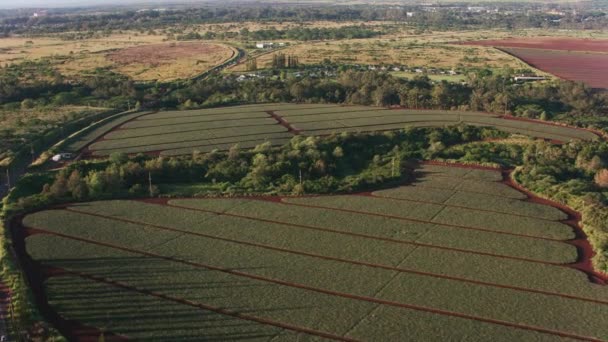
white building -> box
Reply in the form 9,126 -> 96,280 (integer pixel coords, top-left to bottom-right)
256,42 -> 274,49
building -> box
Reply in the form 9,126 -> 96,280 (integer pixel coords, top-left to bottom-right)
256,42 -> 274,49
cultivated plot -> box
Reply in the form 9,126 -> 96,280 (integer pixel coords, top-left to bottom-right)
20,164 -> 608,340
84,104 -> 599,157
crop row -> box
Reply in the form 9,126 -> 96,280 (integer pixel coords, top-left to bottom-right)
64,111 -> 152,152
105,116 -> 277,140
122,111 -> 270,128
24,217 -> 608,340
26,200 -> 588,295
30,235 -> 570,342
282,196 -> 573,240
279,110 -> 496,123
164,198 -> 582,270
45,275 -> 292,341
419,164 -> 503,181
137,103 -> 339,121
89,126 -> 289,154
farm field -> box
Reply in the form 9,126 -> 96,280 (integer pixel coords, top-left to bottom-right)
463,38 -> 608,89
464,37 -> 608,53
19,164 -> 608,340
499,48 -> 608,89
83,104 -> 600,157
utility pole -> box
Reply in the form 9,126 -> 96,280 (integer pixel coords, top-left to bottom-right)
6,168 -> 10,190
299,169 -> 303,186
392,157 -> 396,178
148,172 -> 153,197
30,145 -> 35,164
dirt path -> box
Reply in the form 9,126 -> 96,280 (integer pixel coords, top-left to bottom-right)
266,111 -> 300,135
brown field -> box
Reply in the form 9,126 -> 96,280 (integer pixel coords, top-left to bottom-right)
0,34 -> 235,82
233,39 -> 528,71
106,42 -> 236,81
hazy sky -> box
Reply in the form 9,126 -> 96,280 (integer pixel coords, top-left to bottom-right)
0,0 -> 181,9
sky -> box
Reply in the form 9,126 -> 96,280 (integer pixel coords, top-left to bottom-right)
0,0 -> 186,9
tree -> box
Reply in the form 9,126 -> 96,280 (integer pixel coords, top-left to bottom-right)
49,173 -> 68,198
246,58 -> 257,71
67,170 -> 88,200
20,98 -> 35,109
594,169 -> 608,188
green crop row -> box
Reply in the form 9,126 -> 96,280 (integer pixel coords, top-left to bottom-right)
89,125 -> 288,152
104,117 -> 277,140
63,111 -> 151,152
45,275 -> 290,341
167,198 -> 576,265
133,110 -> 269,123
282,196 -> 574,240
30,235 -> 564,342
24,221 -> 608,340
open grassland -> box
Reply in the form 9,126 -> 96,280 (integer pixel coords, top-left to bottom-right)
20,164 -> 608,340
106,42 -> 236,81
231,28 -> 608,72
233,39 -> 525,71
83,104 -> 599,157
0,33 -> 235,82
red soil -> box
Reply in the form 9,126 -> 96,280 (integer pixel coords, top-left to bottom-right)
464,38 -> 608,53
499,47 -> 608,89
266,111 -> 300,135
107,43 -> 230,67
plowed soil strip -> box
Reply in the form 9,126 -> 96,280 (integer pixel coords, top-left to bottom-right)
162,201 -> 564,265
60,208 -> 608,305
49,267 -> 355,342
27,228 -> 602,342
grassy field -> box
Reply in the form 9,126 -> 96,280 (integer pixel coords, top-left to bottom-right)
0,33 -> 236,82
20,164 -> 608,340
81,104 -> 598,157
